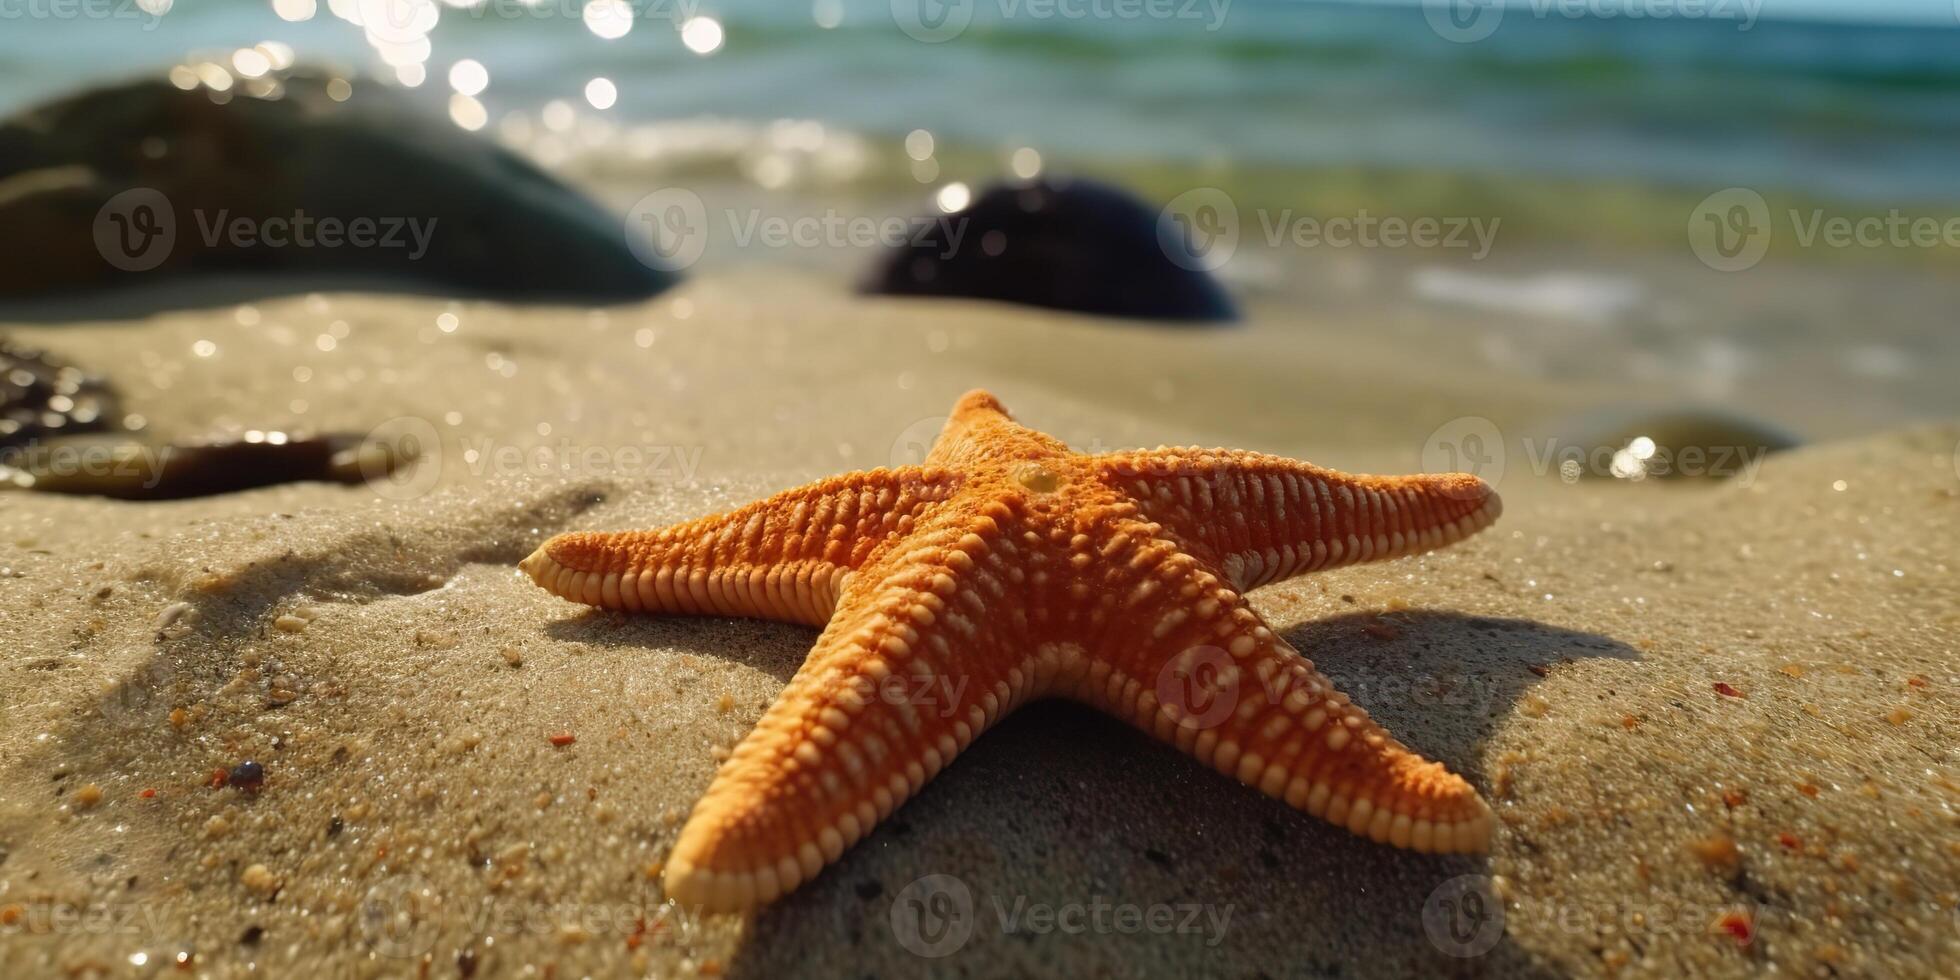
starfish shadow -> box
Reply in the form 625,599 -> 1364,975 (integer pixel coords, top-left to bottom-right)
724,611 -> 1635,979
542,613 -> 811,684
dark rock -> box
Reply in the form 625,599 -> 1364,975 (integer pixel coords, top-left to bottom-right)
861,177 -> 1237,323
0,66 -> 673,306
229,760 -> 266,793
0,337 -> 121,448
0,429 -> 414,500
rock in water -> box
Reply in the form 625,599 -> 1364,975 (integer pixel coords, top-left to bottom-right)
1550,407 -> 1803,482
0,67 -> 673,303
862,177 -> 1237,323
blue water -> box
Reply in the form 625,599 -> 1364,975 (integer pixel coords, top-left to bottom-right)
4,0 -> 1958,201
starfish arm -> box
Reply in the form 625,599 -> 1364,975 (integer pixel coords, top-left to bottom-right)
1092,448 -> 1501,592
663,505 -> 1052,911
520,466 -> 958,625
1057,527 -> 1492,854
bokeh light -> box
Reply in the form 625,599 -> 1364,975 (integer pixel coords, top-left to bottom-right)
585,77 -> 618,111
681,17 -> 725,55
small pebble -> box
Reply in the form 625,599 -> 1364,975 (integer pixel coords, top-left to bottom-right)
240,863 -> 280,896
273,615 -> 309,633
549,731 -> 577,747
415,630 -> 461,650
229,761 -> 266,793
1691,833 -> 1741,871
502,647 -> 523,667
74,783 -> 104,808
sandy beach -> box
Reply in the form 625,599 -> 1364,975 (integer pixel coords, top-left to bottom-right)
0,271 -> 1953,977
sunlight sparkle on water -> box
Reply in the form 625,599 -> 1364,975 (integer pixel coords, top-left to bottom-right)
585,77 -> 618,111
233,48 -> 272,79
583,0 -> 634,40
273,0 -> 317,21
936,182 -> 971,214
449,59 -> 489,96
905,129 -> 934,162
1011,146 -> 1042,179
681,16 -> 725,55
449,94 -> 488,131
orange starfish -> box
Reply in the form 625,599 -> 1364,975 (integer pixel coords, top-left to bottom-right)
520,390 -> 1502,912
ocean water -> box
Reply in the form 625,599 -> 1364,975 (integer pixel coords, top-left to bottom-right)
5,0 -> 1959,205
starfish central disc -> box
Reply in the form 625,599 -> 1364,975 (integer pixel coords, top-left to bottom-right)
520,389 -> 1502,912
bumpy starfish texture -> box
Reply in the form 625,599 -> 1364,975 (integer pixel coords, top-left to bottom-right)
520,390 -> 1503,912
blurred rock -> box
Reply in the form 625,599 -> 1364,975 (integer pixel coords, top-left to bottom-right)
0,67 -> 673,303
0,430 -> 411,500
862,177 -> 1237,323
0,337 -> 120,448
